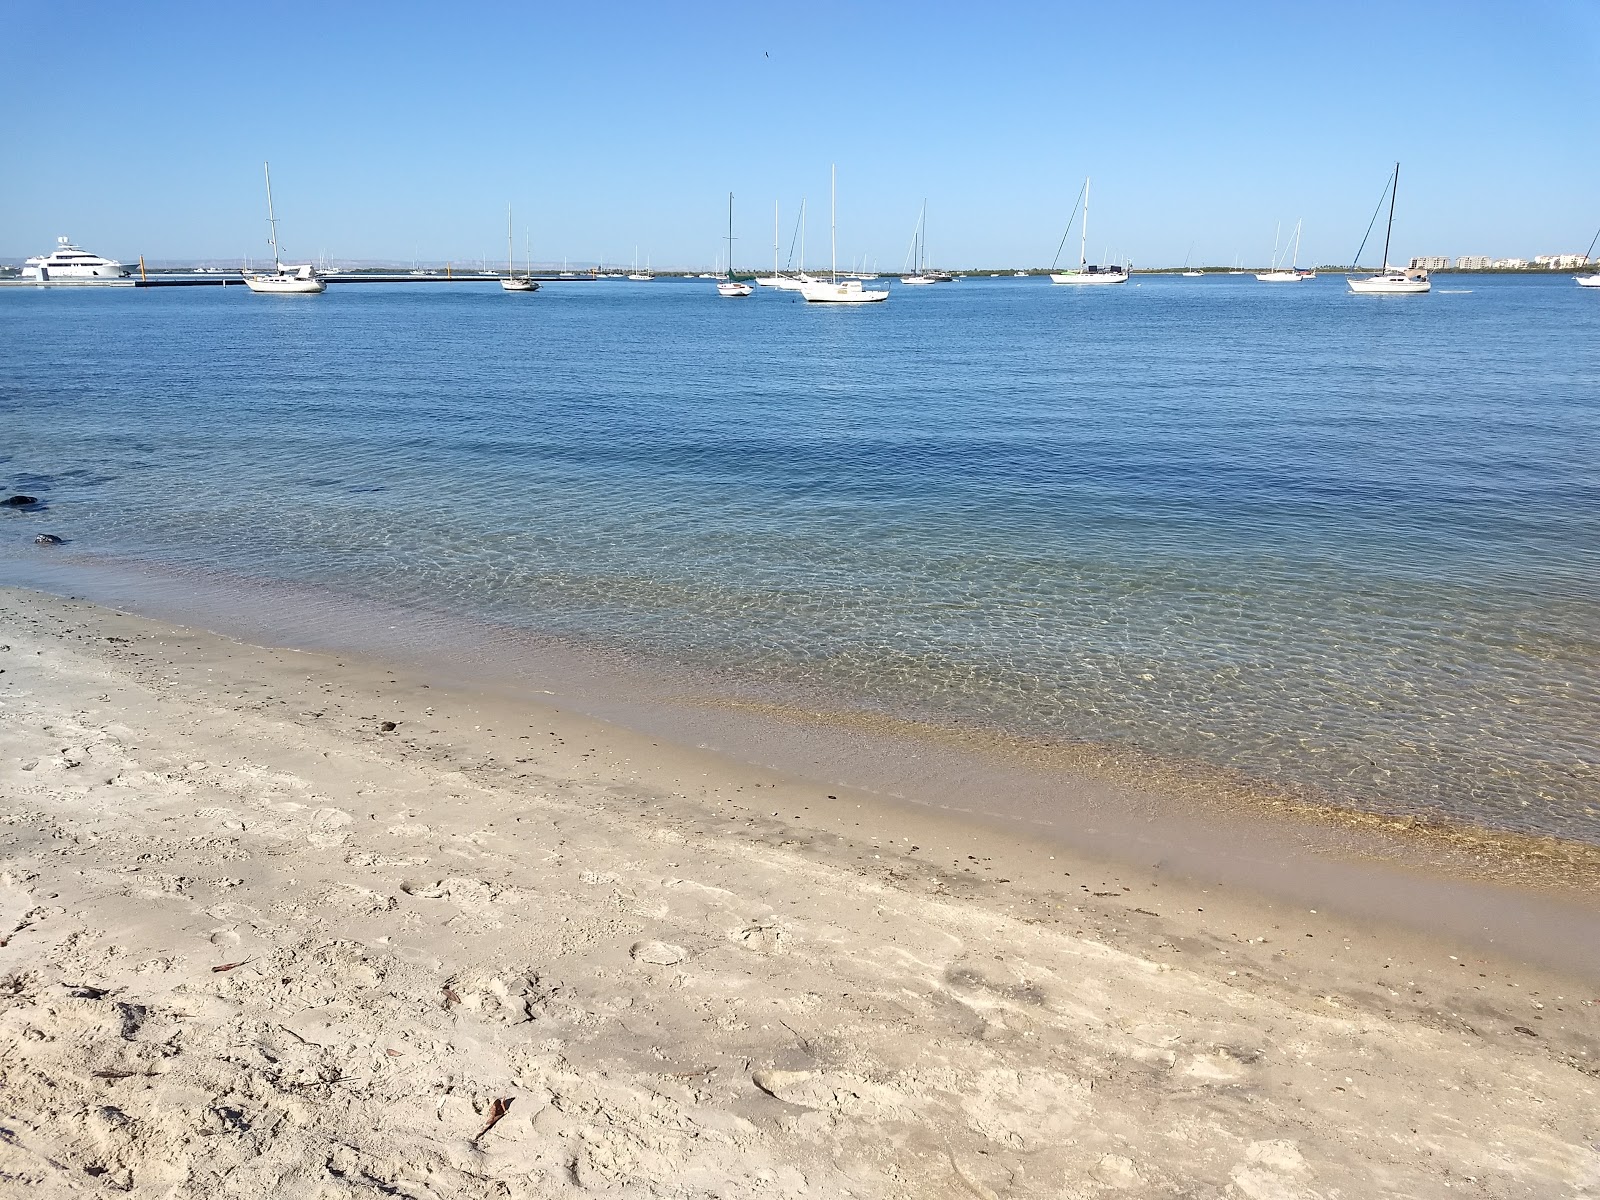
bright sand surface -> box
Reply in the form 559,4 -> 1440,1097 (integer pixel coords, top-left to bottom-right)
1,585 -> 1597,1198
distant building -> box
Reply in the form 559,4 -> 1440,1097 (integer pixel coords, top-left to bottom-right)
1533,253 -> 1589,269
1491,258 -> 1529,270
1455,256 -> 1492,270
1408,256 -> 1450,270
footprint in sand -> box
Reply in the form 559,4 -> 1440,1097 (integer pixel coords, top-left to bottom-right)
733,920 -> 787,955
629,940 -> 686,966
306,807 -> 353,848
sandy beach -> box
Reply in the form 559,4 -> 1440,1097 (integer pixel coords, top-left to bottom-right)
1,584 -> 1596,1197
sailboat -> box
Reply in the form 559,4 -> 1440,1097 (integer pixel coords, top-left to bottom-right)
1049,178 -> 1128,284
242,162 -> 326,294
757,201 -> 786,287
799,166 -> 889,304
769,202 -> 814,291
627,248 -> 652,281
1576,228 -> 1600,286
716,193 -> 754,297
1348,164 -> 1429,294
901,202 -> 937,285
1181,246 -> 1204,277
501,207 -> 538,292
1257,220 -> 1315,282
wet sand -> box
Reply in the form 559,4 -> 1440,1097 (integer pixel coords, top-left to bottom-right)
1,585 -> 1597,1196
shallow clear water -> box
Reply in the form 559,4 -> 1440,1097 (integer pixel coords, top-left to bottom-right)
2,275 -> 1597,839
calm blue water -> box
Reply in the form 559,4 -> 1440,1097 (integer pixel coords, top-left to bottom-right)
2,274 -> 1597,840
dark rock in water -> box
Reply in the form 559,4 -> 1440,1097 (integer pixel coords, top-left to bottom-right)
3,495 -> 39,507
34,534 -> 64,545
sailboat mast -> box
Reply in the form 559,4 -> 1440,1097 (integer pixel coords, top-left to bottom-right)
727,192 -> 734,279
1380,162 -> 1399,271
507,206 -> 514,276
773,200 -> 780,278
830,165 -> 838,282
263,161 -> 280,270
1081,177 -> 1090,269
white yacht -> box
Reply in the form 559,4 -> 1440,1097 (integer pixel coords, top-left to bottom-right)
23,237 -> 129,281
1578,274 -> 1600,288
242,162 -> 326,294
799,166 -> 888,304
1348,164 -> 1430,295
1050,178 -> 1129,284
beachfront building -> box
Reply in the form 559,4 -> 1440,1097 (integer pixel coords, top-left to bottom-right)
1408,256 -> 1450,271
1491,258 -> 1529,269
1455,256 -> 1492,270
1533,254 -> 1590,269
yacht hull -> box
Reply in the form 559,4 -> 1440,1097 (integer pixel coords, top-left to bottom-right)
1256,271 -> 1311,282
1576,275 -> 1600,288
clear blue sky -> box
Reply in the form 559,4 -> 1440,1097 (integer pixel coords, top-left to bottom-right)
3,1 -> 1597,269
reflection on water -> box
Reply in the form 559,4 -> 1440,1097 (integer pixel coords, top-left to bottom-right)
1,275 -> 1596,841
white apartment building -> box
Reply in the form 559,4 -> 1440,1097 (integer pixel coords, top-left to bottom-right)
1533,254 -> 1590,269
1455,256 -> 1492,270
1491,258 -> 1529,269
1408,256 -> 1450,270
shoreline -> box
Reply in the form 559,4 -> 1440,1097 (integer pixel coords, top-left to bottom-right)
2,551 -> 1598,966
2,585 -> 1598,1194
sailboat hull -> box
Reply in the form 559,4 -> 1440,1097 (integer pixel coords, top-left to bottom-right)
1049,270 -> 1128,285
1575,275 -> 1600,288
500,278 -> 538,292
1255,271 -> 1312,282
242,272 -> 326,294
716,281 -> 754,297
1347,275 -> 1430,294
799,280 -> 888,303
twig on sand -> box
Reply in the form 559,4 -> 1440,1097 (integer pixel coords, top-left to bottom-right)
475,1097 -> 513,1144
211,958 -> 253,973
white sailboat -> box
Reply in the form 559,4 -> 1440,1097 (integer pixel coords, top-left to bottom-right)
627,248 -> 652,281
799,166 -> 889,304
1049,178 -> 1128,284
1348,164 -> 1429,294
242,162 -> 326,294
1181,246 -> 1204,277
1256,220 -> 1315,282
1577,229 -> 1600,286
501,207 -> 538,292
716,193 -> 754,297
768,201 -> 814,291
901,201 -> 937,285
757,200 -> 786,287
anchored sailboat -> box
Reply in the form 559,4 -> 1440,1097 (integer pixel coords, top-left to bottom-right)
716,193 -> 753,297
242,162 -> 326,294
799,166 -> 888,304
1257,220 -> 1315,282
1348,164 -> 1429,294
1049,178 -> 1128,284
501,206 -> 538,293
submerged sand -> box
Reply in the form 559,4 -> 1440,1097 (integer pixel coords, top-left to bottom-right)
0,586 -> 1596,1197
